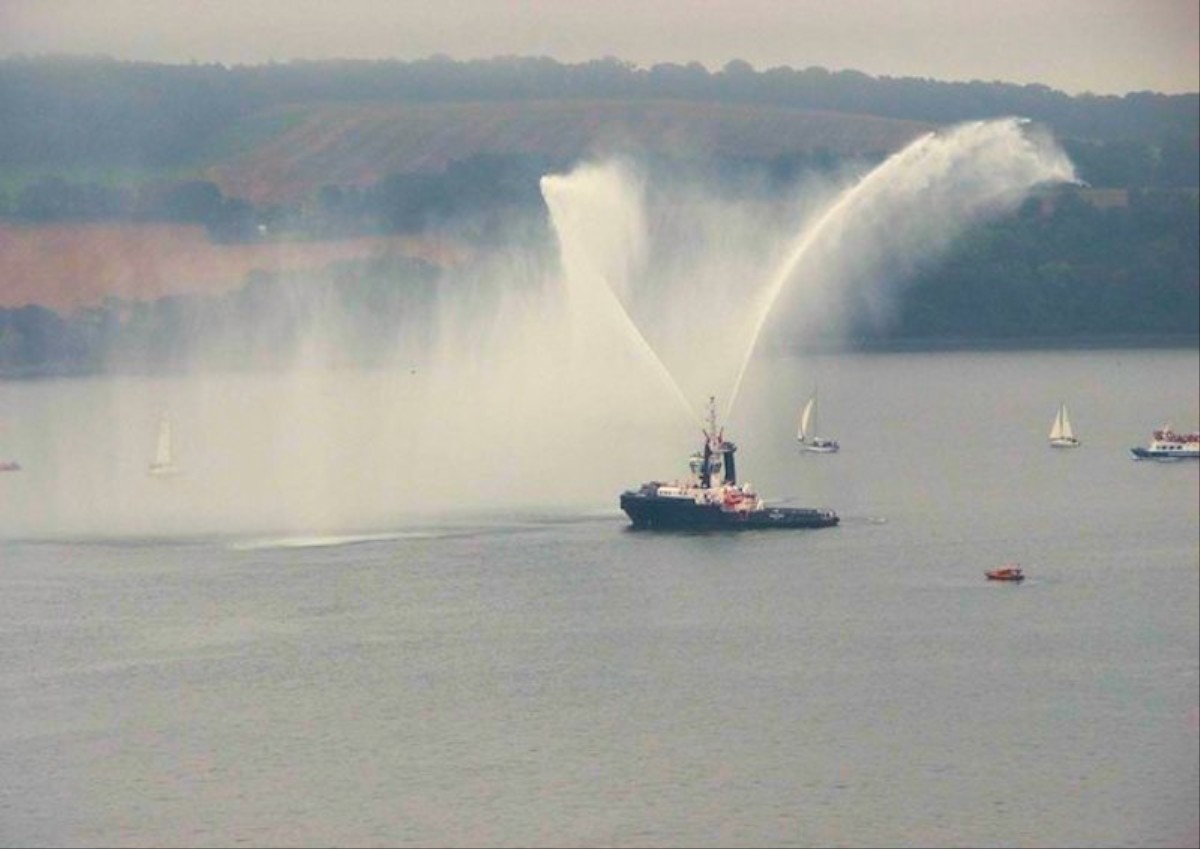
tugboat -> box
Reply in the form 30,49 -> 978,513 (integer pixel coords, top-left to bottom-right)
619,397 -> 839,530
1130,426 -> 1199,461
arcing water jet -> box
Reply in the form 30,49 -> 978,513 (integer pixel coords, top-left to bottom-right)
540,162 -> 700,427
724,118 -> 1077,418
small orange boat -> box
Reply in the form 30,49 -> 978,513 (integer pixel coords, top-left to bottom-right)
986,565 -> 1025,582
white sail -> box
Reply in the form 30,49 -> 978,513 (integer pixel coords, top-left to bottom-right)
149,412 -> 180,476
1049,406 -> 1064,441
155,415 -> 172,466
1049,403 -> 1079,447
797,392 -> 839,452
1059,405 -> 1074,440
798,397 -> 815,442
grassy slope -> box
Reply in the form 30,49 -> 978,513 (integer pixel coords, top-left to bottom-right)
201,99 -> 934,204
0,99 -> 931,311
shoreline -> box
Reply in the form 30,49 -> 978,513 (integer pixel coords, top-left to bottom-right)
3,334 -> 1197,382
776,333 -> 1200,355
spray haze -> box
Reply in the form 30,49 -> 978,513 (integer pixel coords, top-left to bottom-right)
0,119 -> 1075,539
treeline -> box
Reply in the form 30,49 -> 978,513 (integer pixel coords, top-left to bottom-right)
1,54 -> 1195,168
0,150 -> 847,238
4,174 -> 259,240
0,153 -> 564,241
3,145 -> 1194,247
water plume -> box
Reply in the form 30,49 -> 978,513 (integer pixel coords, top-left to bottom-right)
0,119 -> 1077,539
725,118 -> 1077,417
540,161 -> 699,426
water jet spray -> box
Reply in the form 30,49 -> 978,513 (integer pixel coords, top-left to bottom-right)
723,118 -> 1076,420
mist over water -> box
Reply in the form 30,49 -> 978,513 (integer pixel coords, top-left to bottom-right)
0,119 -> 1076,539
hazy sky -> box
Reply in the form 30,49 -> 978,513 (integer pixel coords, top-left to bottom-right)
1,0 -> 1196,95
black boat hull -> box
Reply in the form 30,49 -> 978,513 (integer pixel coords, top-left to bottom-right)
1130,447 -> 1198,460
620,491 -> 839,530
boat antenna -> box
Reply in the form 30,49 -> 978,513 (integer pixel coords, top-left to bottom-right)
703,395 -> 723,444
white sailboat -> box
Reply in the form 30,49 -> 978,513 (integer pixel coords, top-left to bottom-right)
1049,402 -> 1081,448
797,391 -> 839,453
148,412 -> 182,477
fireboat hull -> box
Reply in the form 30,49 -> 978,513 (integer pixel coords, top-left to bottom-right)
620,491 -> 839,530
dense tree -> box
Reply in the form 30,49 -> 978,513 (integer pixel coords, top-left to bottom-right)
874,189 -> 1199,343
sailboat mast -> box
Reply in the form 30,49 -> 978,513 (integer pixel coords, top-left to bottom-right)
156,413 -> 171,465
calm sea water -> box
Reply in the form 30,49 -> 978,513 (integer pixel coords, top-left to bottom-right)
2,347 -> 1197,848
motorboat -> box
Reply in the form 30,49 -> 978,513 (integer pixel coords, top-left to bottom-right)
1130,426 -> 1199,461
984,566 -> 1022,580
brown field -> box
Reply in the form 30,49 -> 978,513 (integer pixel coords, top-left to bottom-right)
205,100 -> 933,204
2,100 -> 931,311
0,223 -> 462,312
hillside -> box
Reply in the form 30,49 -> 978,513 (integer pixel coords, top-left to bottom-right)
0,87 -> 924,312
0,222 -> 465,311
0,56 -> 1194,372
203,100 -> 933,204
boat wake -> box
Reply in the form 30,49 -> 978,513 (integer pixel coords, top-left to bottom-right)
229,531 -> 443,551
228,512 -> 620,551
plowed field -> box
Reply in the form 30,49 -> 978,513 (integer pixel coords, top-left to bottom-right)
204,100 -> 932,204
0,223 -> 460,312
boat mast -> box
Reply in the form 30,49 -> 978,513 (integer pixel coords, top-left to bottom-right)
699,396 -> 718,488
704,396 -> 719,444
701,395 -> 738,486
